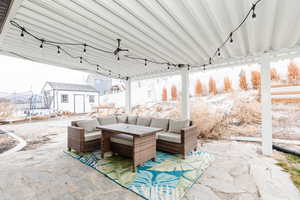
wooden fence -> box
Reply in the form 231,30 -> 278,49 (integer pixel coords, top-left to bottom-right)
271,84 -> 300,103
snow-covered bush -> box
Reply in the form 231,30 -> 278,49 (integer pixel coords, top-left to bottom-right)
0,102 -> 15,120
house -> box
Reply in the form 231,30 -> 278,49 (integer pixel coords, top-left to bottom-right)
42,82 -> 99,113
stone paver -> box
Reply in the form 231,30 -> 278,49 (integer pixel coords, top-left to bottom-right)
0,119 -> 299,200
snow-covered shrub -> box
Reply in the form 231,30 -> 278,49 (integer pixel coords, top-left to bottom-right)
171,85 -> 177,101
0,102 -> 14,120
223,76 -> 232,92
231,96 -> 261,125
209,77 -> 217,95
251,71 -> 261,89
288,62 -> 300,84
271,67 -> 280,81
189,99 -> 227,139
162,87 -> 167,101
195,80 -> 203,96
239,70 -> 248,90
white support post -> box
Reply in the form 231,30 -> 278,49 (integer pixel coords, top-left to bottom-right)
125,78 -> 132,114
260,55 -> 273,155
180,68 -> 190,120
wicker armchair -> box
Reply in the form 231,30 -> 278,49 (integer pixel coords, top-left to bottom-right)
67,120 -> 101,153
156,121 -> 198,158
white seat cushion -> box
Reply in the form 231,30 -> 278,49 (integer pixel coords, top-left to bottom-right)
158,132 -> 181,144
150,118 -> 169,131
168,120 -> 190,134
110,134 -> 133,146
77,119 -> 99,132
85,131 -> 102,142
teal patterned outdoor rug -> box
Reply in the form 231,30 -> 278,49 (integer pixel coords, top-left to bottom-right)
65,150 -> 214,200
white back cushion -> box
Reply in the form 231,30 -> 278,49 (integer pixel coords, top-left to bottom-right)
137,117 -> 151,126
127,116 -> 137,124
117,115 -> 127,123
100,116 -> 117,125
77,119 -> 99,132
168,120 -> 189,134
150,118 -> 169,131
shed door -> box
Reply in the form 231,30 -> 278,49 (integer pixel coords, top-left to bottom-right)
74,95 -> 85,113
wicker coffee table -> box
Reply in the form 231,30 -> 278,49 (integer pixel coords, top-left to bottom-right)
97,123 -> 162,171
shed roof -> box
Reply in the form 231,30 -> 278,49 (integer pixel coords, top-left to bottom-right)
1,0 -> 300,80
45,82 -> 98,93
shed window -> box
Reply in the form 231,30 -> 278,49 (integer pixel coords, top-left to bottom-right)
61,94 -> 69,103
89,95 -> 95,103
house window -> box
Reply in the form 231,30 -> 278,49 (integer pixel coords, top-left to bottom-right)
89,95 -> 95,103
61,94 -> 69,103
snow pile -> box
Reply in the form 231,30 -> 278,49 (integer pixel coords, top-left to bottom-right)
0,102 -> 15,120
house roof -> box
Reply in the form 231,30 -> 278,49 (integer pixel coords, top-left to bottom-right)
1,0 -> 300,80
46,82 -> 98,93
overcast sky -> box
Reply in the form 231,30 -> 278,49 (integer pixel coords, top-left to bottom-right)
0,53 -> 296,96
0,54 -> 89,93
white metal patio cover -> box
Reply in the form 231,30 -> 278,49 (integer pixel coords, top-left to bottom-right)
1,0 -> 300,155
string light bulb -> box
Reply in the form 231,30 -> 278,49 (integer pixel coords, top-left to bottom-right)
167,63 -> 170,70
252,4 -> 256,19
83,44 -> 87,53
217,48 -> 221,56
97,65 -> 99,70
144,59 -> 147,66
40,39 -> 44,48
20,27 -> 25,37
57,46 -> 61,54
209,57 -> 212,65
229,32 -> 233,43
80,57 -> 83,63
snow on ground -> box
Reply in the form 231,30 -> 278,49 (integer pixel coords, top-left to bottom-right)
0,118 -> 299,200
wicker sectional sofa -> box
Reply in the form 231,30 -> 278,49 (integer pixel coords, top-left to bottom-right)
68,116 -> 198,158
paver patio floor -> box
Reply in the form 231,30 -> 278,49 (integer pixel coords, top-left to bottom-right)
0,118 -> 299,200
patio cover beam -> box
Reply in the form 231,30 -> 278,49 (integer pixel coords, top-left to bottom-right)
260,54 -> 272,155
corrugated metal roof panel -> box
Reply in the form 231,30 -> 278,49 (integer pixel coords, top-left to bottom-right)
1,0 -> 300,79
